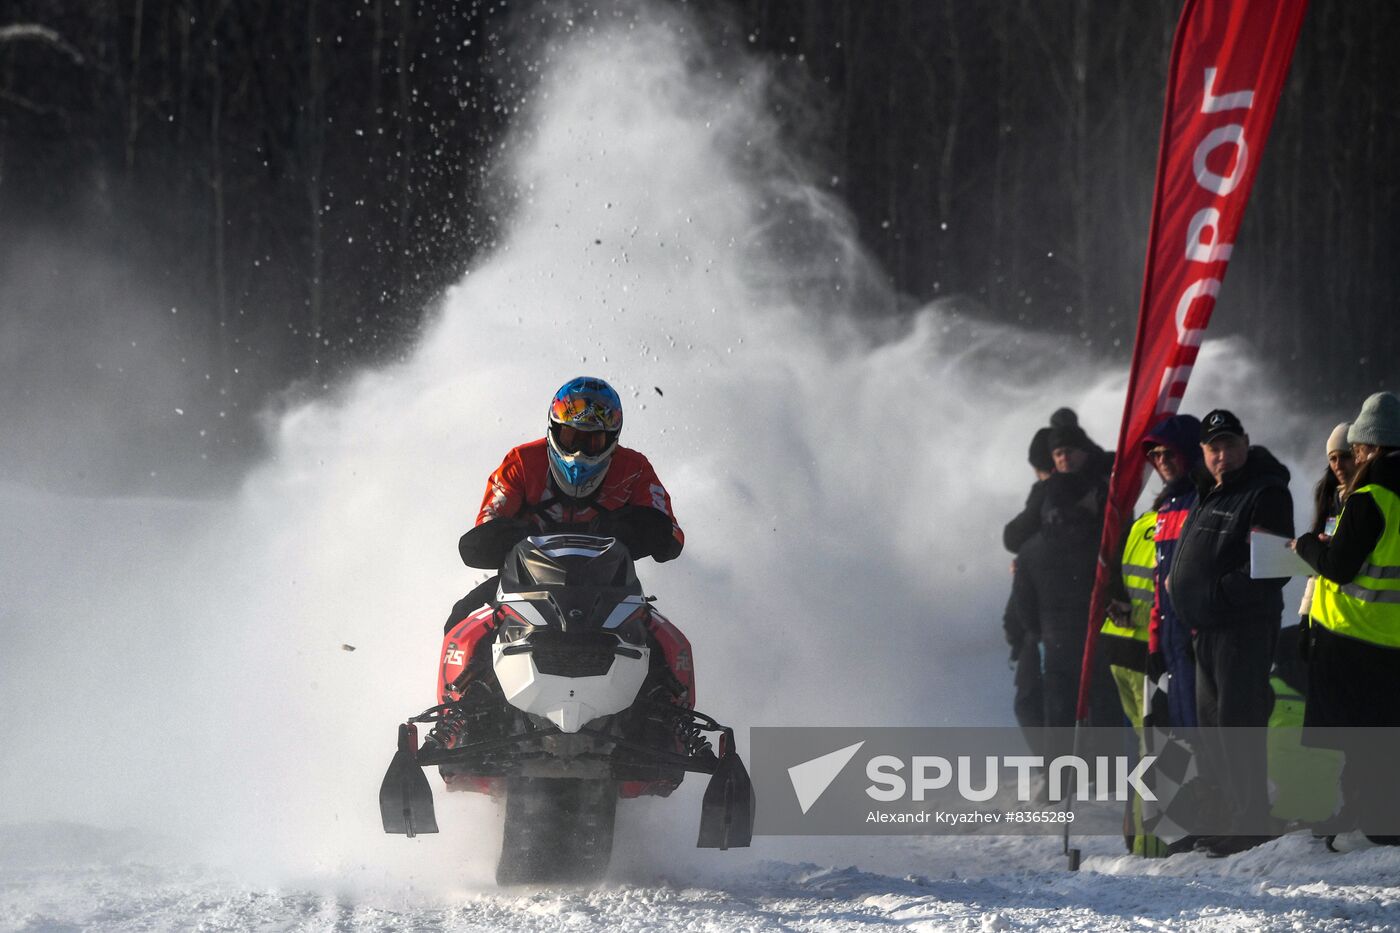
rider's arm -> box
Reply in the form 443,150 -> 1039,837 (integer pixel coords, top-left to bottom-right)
599,506 -> 681,561
459,448 -> 532,569
622,455 -> 684,562
476,447 -> 528,525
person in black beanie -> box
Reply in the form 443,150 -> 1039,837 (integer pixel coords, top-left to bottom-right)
1003,409 -> 1118,767
1004,408 -> 1108,553
1028,426 -> 1055,476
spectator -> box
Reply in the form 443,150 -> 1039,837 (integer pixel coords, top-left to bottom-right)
1100,505 -> 1162,855
1010,470 -> 1121,764
1002,424 -> 1056,757
1102,414 -> 1198,857
1103,416 -> 1202,725
1295,423 -> 1355,656
1292,392 -> 1400,848
1100,508 -> 1157,730
1049,417 -> 1113,484
1003,408 -> 1105,552
1142,415 -> 1205,732
1003,410 -> 1115,758
1169,409 -> 1293,857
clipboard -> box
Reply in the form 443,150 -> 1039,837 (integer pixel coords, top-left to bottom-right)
1249,529 -> 1313,579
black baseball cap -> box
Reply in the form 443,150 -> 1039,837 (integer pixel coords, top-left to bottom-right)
1200,409 -> 1246,443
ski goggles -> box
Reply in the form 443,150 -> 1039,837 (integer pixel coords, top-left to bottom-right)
551,423 -> 616,456
549,395 -> 623,432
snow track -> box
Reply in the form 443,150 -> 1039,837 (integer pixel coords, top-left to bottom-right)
5,824 -> 1398,931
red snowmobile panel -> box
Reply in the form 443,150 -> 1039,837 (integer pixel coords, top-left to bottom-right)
439,606 -> 497,704
438,607 -> 504,795
646,609 -> 695,710
619,609 -> 694,799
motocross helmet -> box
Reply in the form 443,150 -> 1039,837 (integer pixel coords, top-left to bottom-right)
546,377 -> 623,499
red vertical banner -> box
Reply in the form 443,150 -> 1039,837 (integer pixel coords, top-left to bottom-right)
1076,0 -> 1309,720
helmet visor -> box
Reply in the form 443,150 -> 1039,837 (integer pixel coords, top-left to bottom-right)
551,423 -> 615,456
549,393 -> 623,432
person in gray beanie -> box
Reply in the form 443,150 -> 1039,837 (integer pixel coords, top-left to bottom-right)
1292,391 -> 1400,847
1347,391 -> 1400,452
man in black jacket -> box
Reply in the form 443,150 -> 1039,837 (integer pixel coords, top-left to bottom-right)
1002,409 -> 1109,757
1010,469 -> 1124,765
1168,409 -> 1294,856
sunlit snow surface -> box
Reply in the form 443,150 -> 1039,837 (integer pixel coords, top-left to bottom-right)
4,825 -> 1400,931
0,3 -> 1387,931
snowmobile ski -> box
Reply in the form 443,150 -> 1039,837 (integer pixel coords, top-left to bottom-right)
697,729 -> 755,850
379,723 -> 438,837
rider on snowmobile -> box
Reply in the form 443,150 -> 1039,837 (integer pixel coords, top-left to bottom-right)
447,376 -> 683,620
424,376 -> 687,750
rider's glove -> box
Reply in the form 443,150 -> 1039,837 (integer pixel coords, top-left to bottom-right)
459,517 -> 532,569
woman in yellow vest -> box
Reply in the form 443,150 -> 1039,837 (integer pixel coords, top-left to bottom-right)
1292,391 -> 1400,847
1295,423 -> 1355,631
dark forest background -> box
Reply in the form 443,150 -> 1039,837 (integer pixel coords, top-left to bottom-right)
2,0 -> 1396,491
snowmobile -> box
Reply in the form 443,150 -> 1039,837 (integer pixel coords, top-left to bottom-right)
378,532 -> 755,884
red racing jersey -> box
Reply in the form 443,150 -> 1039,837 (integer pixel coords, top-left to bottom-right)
476,438 -> 684,555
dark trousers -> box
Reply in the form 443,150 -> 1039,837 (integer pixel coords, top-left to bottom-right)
1159,611 -> 1198,728
1305,624 -> 1400,730
1013,639 -> 1045,758
1042,634 -> 1081,731
1041,632 -> 1123,764
1193,619 -> 1278,833
1304,625 -> 1400,834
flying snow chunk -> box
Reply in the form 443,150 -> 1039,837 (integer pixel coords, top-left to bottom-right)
788,741 -> 865,814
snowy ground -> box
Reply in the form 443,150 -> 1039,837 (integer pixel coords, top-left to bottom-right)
5,821 -> 1399,931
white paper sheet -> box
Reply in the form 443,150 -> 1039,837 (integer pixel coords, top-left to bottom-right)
1250,529 -> 1314,579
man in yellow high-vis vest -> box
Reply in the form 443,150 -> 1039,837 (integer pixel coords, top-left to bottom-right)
1102,510 -> 1156,728
1102,508 -> 1164,857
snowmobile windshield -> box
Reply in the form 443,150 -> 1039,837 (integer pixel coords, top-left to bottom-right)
500,534 -> 641,595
